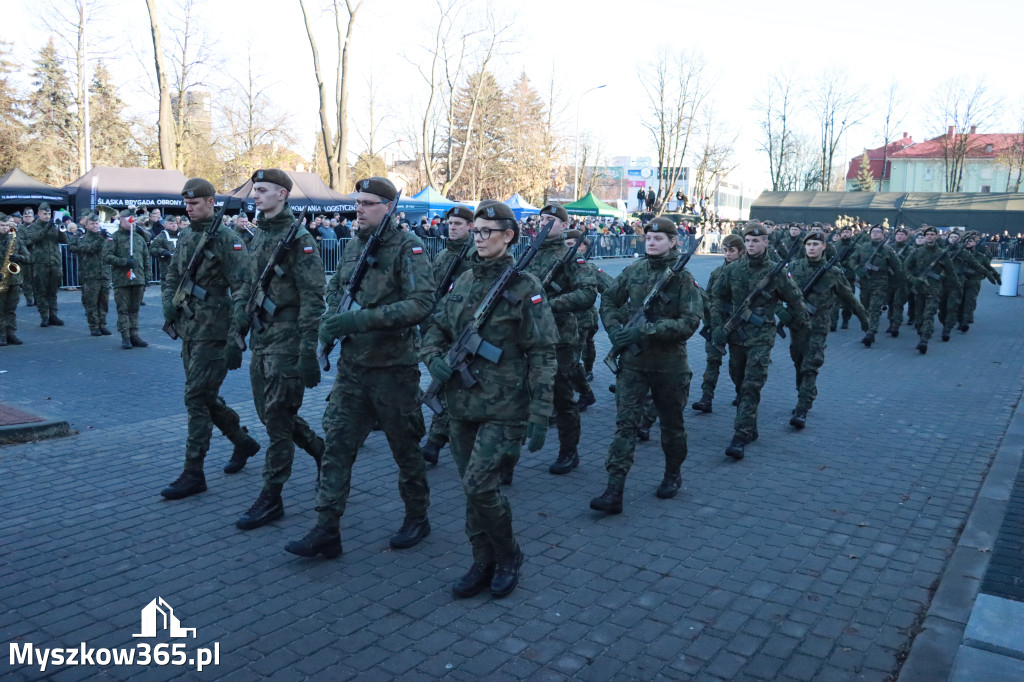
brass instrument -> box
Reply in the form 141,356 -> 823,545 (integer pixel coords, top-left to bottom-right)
0,225 -> 21,294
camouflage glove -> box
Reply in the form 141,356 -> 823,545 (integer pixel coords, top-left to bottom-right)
297,354 -> 321,388
318,311 -> 359,347
526,414 -> 547,452
162,299 -> 178,322
224,343 -> 243,371
428,357 -> 453,383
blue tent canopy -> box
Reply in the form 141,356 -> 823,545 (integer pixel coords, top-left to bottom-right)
412,186 -> 460,216
504,193 -> 540,220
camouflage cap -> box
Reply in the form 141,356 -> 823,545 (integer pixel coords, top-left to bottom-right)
742,220 -> 769,237
446,205 -> 474,222
721,233 -> 744,249
38,202 -> 51,211
540,204 -> 569,223
354,176 -> 397,201
473,202 -> 515,222
804,230 -> 828,244
181,178 -> 216,199
644,217 -> 677,236
251,168 -> 293,191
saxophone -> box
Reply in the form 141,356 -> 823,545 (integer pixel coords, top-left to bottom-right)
0,226 -> 21,295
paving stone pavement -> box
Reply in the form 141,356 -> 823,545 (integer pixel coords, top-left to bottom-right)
2,256 -> 1023,681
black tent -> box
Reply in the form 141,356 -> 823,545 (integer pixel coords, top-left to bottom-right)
62,166 -> 189,218
224,172 -> 356,215
0,168 -> 70,207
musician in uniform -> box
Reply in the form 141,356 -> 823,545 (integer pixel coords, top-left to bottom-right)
67,212 -> 112,336
151,215 -> 183,281
102,210 -> 151,349
22,202 -> 68,326
0,213 -> 31,345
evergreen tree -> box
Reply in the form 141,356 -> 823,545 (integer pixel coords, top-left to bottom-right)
855,151 -> 875,191
24,38 -> 79,185
0,41 -> 26,174
89,60 -> 141,168
503,73 -> 549,204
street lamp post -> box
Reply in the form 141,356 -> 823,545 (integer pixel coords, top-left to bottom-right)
574,84 -> 606,201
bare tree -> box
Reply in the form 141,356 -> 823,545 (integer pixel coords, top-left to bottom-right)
755,72 -> 799,192
877,79 -> 904,192
811,69 -> 865,191
145,0 -> 176,169
640,48 -> 708,215
692,102 -> 737,206
929,77 -> 999,192
1000,109 -> 1024,192
298,0 -> 362,190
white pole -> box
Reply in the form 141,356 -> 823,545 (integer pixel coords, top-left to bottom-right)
82,0 -> 91,172
573,84 -> 606,201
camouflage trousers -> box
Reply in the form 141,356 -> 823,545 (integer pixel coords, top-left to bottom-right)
33,265 -> 61,319
958,280 -> 982,325
830,273 -> 856,327
580,324 -> 597,373
570,356 -> 595,402
316,363 -> 428,523
20,263 -> 33,301
81,278 -> 110,330
606,367 -> 690,486
727,342 -> 774,440
858,276 -> 889,334
789,328 -> 827,410
937,282 -> 964,333
426,397 -> 450,446
181,339 -> 246,470
250,352 -> 320,491
448,419 -> 522,563
553,344 -> 581,455
0,285 -> 19,336
700,337 -> 726,398
886,279 -> 909,328
912,283 -> 942,341
113,285 -> 144,335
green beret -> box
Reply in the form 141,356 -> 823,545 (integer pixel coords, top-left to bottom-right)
38,202 -> 51,211
181,178 -> 216,199
921,225 -> 938,234
804,230 -> 827,244
474,202 -> 516,222
722,234 -> 744,249
644,217 -> 677,236
446,205 -> 474,222
742,220 -> 768,237
565,229 -> 583,240
354,176 -> 397,201
540,204 -> 569,223
118,209 -> 133,219
894,226 -> 908,235
251,168 -> 293,191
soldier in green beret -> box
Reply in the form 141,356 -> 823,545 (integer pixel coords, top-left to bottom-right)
102,209 -> 151,348
0,214 -> 31,345
851,224 -> 903,347
22,201 -> 68,326
420,201 -> 556,597
286,176 -> 434,558
904,225 -> 960,353
235,168 -> 326,530
885,226 -> 914,336
564,229 -> 598,415
150,214 -> 183,281
692,232 -> 744,413
67,212 -> 112,336
957,231 -> 1000,332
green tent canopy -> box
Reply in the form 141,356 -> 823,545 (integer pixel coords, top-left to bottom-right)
562,192 -> 622,217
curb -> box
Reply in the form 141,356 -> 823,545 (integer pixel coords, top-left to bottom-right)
0,419 -> 74,445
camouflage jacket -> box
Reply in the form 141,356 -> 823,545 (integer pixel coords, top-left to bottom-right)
851,239 -> 903,282
0,231 -> 31,286
67,229 -> 111,281
430,236 -> 476,306
162,216 -> 251,341
573,260 -> 602,332
102,228 -> 151,288
834,237 -> 857,279
904,242 -> 960,293
233,225 -> 254,247
151,229 -> 181,272
789,256 -> 867,333
780,233 -> 805,261
600,248 -> 702,373
239,205 -> 325,356
422,253 -> 557,422
943,246 -> 980,286
22,218 -> 68,267
522,235 -> 598,347
711,251 -> 808,346
325,223 -> 434,368
963,247 -> 999,282
701,259 -> 730,328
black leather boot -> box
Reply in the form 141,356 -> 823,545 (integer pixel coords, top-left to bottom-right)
121,334 -> 132,349
490,545 -> 524,598
390,515 -> 430,549
285,523 -> 342,558
420,438 -> 444,465
548,450 -> 579,474
655,472 -> 682,499
452,562 -> 495,598
236,488 -> 284,530
790,409 -> 807,429
692,392 -> 713,413
130,334 -> 148,347
725,436 -> 745,460
861,332 -> 874,347
160,470 -> 207,500
5,333 -> 22,345
224,427 -> 260,474
589,483 -> 624,514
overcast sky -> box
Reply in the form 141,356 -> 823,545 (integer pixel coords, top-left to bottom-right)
7,0 -> 1023,191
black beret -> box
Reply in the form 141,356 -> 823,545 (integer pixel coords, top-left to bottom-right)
354,176 -> 397,201
540,204 -> 569,223
564,229 -> 583,240
181,178 -> 216,199
12,211 -> 21,217
38,202 -> 51,211
251,168 -> 293,191
921,225 -> 938,234
644,217 -> 677,236
446,205 -> 474,222
804,230 -> 827,244
722,234 -> 744,249
742,220 -> 768,237
894,226 -> 908,234
474,202 -> 516,222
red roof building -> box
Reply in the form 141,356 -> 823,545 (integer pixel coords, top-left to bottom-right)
845,133 -> 915,191
886,128 -> 1024,193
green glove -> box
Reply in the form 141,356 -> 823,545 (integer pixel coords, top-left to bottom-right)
712,328 -> 728,348
232,305 -> 249,332
298,354 -> 321,388
224,343 -> 243,370
162,299 -> 178,322
526,413 -> 547,452
428,357 -> 453,383
318,311 -> 359,347
608,325 -> 643,349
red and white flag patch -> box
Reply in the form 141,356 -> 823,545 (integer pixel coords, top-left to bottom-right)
303,245 -> 314,254
412,246 -> 424,255
530,293 -> 543,305
576,257 -> 585,264
233,243 -> 243,250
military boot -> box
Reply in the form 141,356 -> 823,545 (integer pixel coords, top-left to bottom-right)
6,333 -> 22,345
223,427 -> 261,474
160,470 -> 207,500
130,334 -> 148,347
916,338 -> 928,354
236,488 -> 284,530
39,318 -> 48,327
490,545 -> 524,599
48,315 -> 64,326
692,392 -> 713,413
90,328 -> 101,337
790,408 -> 808,429
636,426 -> 650,441
959,324 -> 970,333
725,436 -> 746,460
548,450 -> 579,475
941,330 -> 951,342
284,523 -> 342,559
589,483 -> 624,514
885,323 -> 897,336
576,389 -> 596,412
656,471 -> 683,499
390,515 -> 431,549
452,561 -> 495,599
840,317 -> 849,329
861,332 -> 875,348
99,326 -> 112,335
121,334 -> 132,349
420,438 -> 444,465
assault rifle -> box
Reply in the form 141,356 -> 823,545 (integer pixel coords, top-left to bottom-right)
713,257 -> 790,355
431,232 -> 473,311
421,221 -> 554,414
163,197 -> 235,340
801,243 -> 856,314
234,207 -> 308,350
541,228 -> 587,293
604,236 -> 703,375
317,190 -> 402,372
857,237 -> 890,279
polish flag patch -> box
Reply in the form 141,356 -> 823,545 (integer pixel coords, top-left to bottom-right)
412,246 -> 424,255
233,243 -> 243,250
303,245 -> 314,254
576,257 -> 585,264
530,294 -> 543,305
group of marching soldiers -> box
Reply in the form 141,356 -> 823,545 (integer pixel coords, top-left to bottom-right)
2,172 -> 1005,600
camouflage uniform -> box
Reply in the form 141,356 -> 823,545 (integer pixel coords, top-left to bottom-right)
886,239 -> 914,331
569,258 -> 602,404
522,235 -> 598,462
22,217 -> 68,322
239,204 -> 326,492
315,223 -> 434,525
852,238 -> 903,334
958,243 -> 999,327
698,258 -> 730,403
828,236 -> 857,330
67,228 -> 111,332
102,228 -> 151,337
599,248 -> 701,486
0,230 -> 30,342
711,251 -> 808,442
937,244 -> 972,337
162,216 -> 253,472
904,240 -> 960,345
150,229 -> 181,282
422,253 -> 556,564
